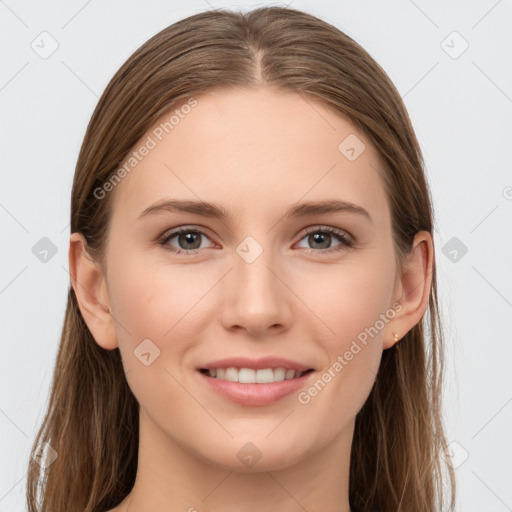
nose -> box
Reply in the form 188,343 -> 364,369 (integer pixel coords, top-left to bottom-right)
220,246 -> 293,338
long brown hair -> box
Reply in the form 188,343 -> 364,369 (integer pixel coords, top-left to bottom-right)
26,6 -> 456,511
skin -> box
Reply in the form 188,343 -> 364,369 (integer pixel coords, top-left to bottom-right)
69,86 -> 433,512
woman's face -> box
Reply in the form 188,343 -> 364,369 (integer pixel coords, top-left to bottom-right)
99,87 -> 404,471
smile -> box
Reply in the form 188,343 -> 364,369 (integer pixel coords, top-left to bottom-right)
199,367 -> 313,383
197,367 -> 315,407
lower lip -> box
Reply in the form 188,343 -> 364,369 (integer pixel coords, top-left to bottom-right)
197,370 -> 314,407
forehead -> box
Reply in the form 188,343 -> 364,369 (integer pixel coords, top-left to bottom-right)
110,87 -> 390,228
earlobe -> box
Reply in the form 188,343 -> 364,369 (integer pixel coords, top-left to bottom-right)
68,232 -> 118,350
383,231 -> 434,350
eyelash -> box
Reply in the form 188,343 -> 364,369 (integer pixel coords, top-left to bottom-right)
158,225 -> 354,256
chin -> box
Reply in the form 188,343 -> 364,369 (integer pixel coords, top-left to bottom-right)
195,436 -> 315,473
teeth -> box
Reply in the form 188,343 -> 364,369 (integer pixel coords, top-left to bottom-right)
206,367 -> 307,383
239,368 -> 256,383
255,368 -> 274,383
225,367 -> 238,382
273,367 -> 285,382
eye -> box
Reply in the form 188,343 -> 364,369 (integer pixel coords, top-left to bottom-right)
159,227 -> 214,254
159,225 -> 354,255
295,226 -> 353,255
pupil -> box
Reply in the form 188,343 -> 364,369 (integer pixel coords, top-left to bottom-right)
311,233 -> 330,249
180,232 -> 200,249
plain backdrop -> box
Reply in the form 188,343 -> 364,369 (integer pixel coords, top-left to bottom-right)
1,1 -> 511,510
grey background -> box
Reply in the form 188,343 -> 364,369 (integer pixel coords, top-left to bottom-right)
1,0 -> 511,510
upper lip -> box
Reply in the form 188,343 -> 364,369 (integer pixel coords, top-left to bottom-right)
199,356 -> 314,372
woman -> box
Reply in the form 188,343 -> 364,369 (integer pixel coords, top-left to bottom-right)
27,6 -> 457,512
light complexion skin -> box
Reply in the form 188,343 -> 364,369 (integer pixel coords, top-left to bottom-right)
69,87 -> 433,512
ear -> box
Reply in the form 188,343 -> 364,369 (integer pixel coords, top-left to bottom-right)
383,230 -> 434,350
68,232 -> 118,350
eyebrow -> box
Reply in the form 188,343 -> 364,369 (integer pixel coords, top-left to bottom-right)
138,198 -> 373,224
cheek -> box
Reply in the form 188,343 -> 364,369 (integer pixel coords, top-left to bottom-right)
293,258 -> 391,408
108,250 -> 213,342
297,256 -> 393,344
105,255 -> 209,414
295,276 -> 387,446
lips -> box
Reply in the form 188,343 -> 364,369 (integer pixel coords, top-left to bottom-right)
196,356 -> 315,406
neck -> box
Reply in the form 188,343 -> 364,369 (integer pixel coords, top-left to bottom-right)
112,409 -> 354,512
